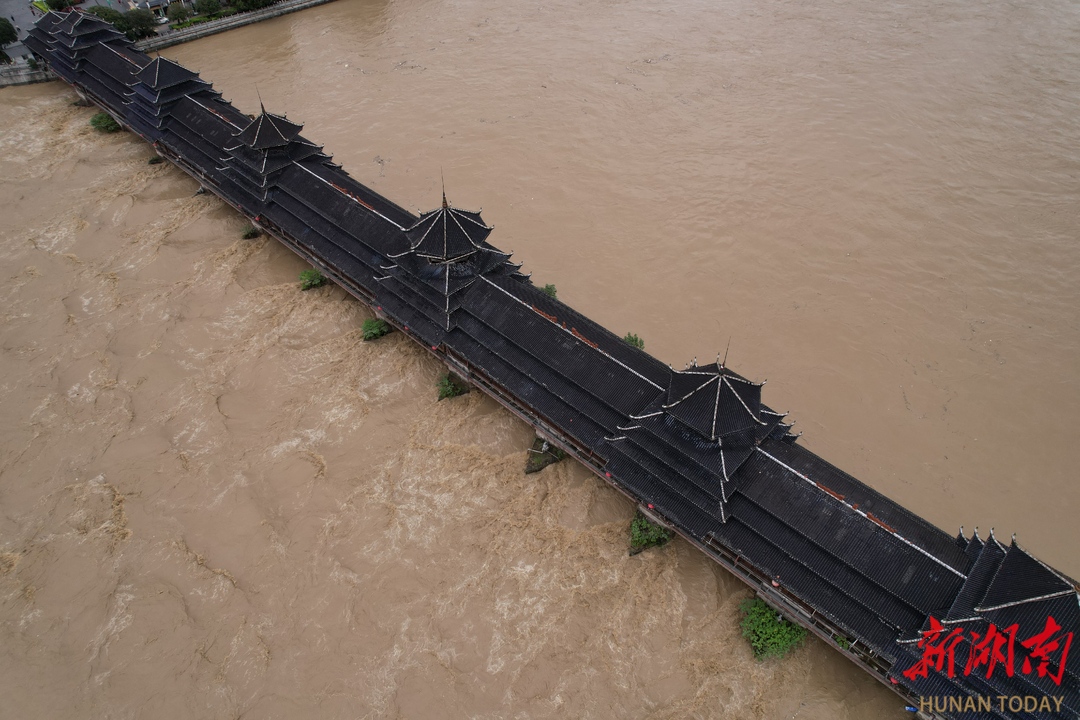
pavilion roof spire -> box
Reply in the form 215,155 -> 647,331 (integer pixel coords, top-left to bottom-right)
234,101 -> 303,150
661,361 -> 766,442
397,187 -> 495,264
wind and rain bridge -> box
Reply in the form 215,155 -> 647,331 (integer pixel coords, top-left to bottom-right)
25,12 -> 1080,719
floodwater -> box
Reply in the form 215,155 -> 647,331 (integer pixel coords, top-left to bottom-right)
2,0 -> 1079,716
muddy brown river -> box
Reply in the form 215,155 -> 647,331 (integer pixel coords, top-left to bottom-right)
2,0 -> 1079,717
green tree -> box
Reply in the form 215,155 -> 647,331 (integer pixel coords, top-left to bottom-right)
0,18 -> 15,45
235,0 -> 276,11
194,0 -> 220,15
167,3 -> 190,22
623,332 -> 644,350
122,9 -> 158,40
0,18 -> 16,65
86,5 -> 125,25
45,0 -> 77,10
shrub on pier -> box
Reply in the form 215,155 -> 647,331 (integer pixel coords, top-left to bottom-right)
90,112 -> 121,133
541,283 -> 557,299
630,510 -> 671,551
437,373 -> 467,400
739,598 -> 808,660
299,268 -> 326,290
362,318 -> 391,341
623,332 -> 644,350
241,224 -> 260,239
524,436 -> 566,474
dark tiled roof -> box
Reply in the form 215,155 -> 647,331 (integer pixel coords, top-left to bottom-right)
977,542 -> 1076,612
663,362 -> 764,441
135,57 -> 202,91
235,108 -> 304,150
944,537 -> 1007,623
403,199 -> 494,263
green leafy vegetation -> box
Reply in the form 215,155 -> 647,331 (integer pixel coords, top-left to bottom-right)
171,14 -> 217,29
88,8 -> 158,41
86,6 -> 122,22
739,598 -> 808,660
437,373 -> 467,400
541,283 -> 557,299
170,5 -> 238,27
166,3 -> 189,22
525,436 -> 566,474
45,0 -> 76,10
126,9 -> 160,40
148,156 -> 164,165
361,318 -> 391,341
85,6 -> 125,26
834,635 -> 851,650
170,0 -> 237,28
241,225 -> 260,239
299,268 -> 326,290
27,57 -> 40,71
630,510 -> 672,551
0,18 -> 17,65
90,112 -> 121,133
236,0 -> 279,11
623,332 -> 644,350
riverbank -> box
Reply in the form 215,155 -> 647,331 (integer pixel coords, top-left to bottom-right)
0,61 -> 56,87
134,0 -> 337,52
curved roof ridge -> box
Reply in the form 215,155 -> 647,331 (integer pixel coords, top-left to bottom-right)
234,105 -> 304,150
662,375 -> 717,409
447,208 -> 488,250
722,376 -> 766,426
974,539 -> 1077,613
450,205 -> 492,229
403,196 -> 494,263
662,363 -> 765,441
